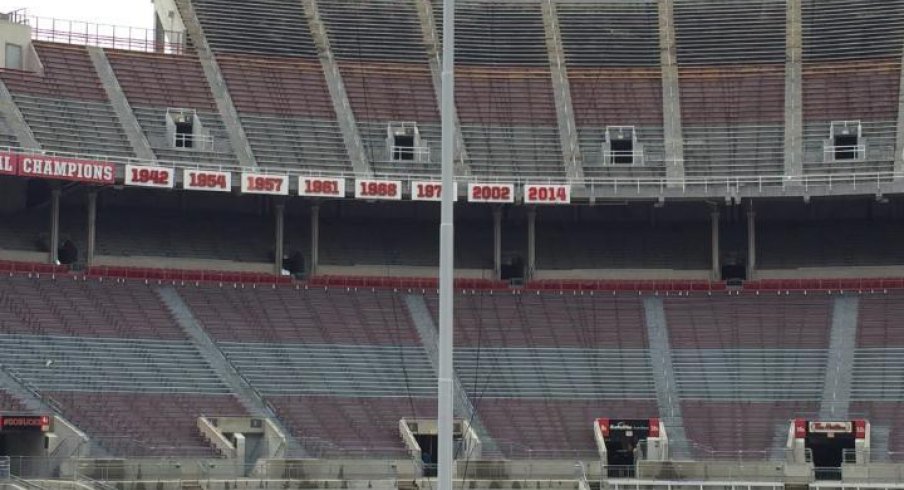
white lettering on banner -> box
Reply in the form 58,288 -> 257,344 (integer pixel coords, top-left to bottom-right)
184,169 -> 231,192
241,173 -> 289,195
299,177 -> 345,198
468,183 -> 515,203
355,179 -> 402,200
19,156 -> 115,184
0,152 -> 16,176
125,165 -> 174,188
809,422 -> 852,433
524,184 -> 570,204
411,181 -> 458,202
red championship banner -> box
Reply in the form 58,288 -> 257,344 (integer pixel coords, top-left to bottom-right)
468,183 -> 515,203
524,184 -> 571,205
411,181 -> 458,202
0,151 -> 17,176
184,169 -> 231,192
125,165 -> 175,189
355,179 -> 402,200
241,173 -> 289,195
299,176 -> 345,198
18,154 -> 115,184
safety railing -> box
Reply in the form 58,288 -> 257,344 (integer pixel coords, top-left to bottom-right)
2,144 -> 904,195
173,133 -> 216,152
27,16 -> 185,54
390,145 -> 431,163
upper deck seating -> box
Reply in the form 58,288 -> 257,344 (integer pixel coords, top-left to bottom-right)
105,50 -> 237,165
319,0 -> 441,175
191,0 -> 350,173
0,43 -> 134,159
435,0 -> 563,178
558,0 -> 666,179
674,0 -> 786,178
801,0 -> 904,175
191,0 -> 318,58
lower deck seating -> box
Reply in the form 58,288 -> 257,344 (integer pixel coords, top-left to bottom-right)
0,391 -> 28,413
48,392 -> 246,457
664,294 -> 832,349
850,402 -> 904,462
681,401 -> 817,459
176,286 -> 422,345
476,398 -> 658,457
269,395 -> 436,456
0,276 -> 186,340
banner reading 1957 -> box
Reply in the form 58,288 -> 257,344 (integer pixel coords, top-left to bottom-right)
241,173 -> 289,195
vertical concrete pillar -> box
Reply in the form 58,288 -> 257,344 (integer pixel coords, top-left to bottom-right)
527,208 -> 537,280
86,191 -> 97,267
658,0 -> 686,183
710,210 -> 720,281
274,203 -> 285,275
49,188 -> 60,265
785,0 -> 804,177
310,203 -> 320,277
493,207 -> 502,280
747,207 -> 757,281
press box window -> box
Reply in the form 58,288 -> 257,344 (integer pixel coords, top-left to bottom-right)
166,108 -> 214,151
603,126 -> 643,166
5,43 -> 22,70
387,122 -> 429,163
825,121 -> 865,162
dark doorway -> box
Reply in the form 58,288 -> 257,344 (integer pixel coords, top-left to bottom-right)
808,432 -> 855,480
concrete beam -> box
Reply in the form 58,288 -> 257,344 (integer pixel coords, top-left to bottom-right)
541,0 -> 584,183
785,0 -> 804,177
176,0 -> 257,168
414,0 -> 471,176
642,297 -> 691,459
301,0 -> 372,177
87,47 -> 157,162
819,296 -> 859,420
0,78 -> 39,149
658,0 -> 686,183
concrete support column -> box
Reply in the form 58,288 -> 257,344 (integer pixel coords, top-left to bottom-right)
49,188 -> 60,265
658,0 -> 686,183
747,207 -> 757,281
274,203 -> 285,275
784,0 -> 804,177
493,207 -> 502,280
310,203 -> 320,277
86,191 -> 97,267
527,208 -> 536,280
710,210 -> 720,281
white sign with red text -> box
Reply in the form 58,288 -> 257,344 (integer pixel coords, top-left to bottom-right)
125,165 -> 175,189
0,152 -> 16,176
524,184 -> 571,205
468,183 -> 515,203
411,181 -> 458,202
18,155 -> 115,184
241,173 -> 289,195
183,169 -> 231,192
298,176 -> 345,198
355,179 -> 402,200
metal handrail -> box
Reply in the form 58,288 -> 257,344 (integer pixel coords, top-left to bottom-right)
27,16 -> 185,54
2,144 -> 903,190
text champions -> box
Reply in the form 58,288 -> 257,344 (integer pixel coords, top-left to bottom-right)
17,155 -> 115,184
